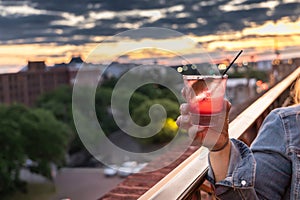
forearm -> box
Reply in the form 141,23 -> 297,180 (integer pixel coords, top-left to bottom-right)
207,139 -> 259,199
209,140 -> 231,182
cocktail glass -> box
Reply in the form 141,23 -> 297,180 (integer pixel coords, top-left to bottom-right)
183,75 -> 228,127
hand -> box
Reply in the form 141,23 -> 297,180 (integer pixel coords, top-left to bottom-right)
176,100 -> 231,151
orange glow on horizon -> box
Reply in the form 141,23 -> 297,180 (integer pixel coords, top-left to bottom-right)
0,17 -> 299,72
243,17 -> 300,36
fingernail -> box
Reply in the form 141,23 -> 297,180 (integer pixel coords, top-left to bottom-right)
180,104 -> 183,111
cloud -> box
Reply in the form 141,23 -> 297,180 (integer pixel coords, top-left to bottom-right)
0,14 -> 65,40
273,2 -> 300,21
31,0 -> 91,15
0,0 -> 299,45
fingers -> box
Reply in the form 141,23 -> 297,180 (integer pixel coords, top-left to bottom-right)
223,99 -> 231,123
176,115 -> 191,130
177,103 -> 191,129
180,103 -> 189,115
176,119 -> 208,145
188,125 -> 206,140
177,99 -> 231,148
224,99 -> 231,113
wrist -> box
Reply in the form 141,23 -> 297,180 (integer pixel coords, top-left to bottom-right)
210,138 -> 230,152
209,139 -> 231,182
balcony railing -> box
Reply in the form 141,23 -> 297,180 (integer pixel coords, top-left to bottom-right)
138,66 -> 300,200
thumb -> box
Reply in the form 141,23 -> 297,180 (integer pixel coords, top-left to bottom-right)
188,125 -> 206,140
225,99 -> 231,113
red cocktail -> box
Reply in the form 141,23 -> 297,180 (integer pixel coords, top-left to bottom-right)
183,75 -> 227,126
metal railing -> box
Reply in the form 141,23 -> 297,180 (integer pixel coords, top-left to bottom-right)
139,66 -> 300,200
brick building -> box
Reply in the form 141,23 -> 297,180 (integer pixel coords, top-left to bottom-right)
0,61 -> 72,106
0,58 -> 129,106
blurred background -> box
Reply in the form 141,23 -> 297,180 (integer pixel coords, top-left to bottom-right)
0,0 -> 299,199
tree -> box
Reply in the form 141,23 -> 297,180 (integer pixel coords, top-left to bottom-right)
36,85 -> 73,124
131,98 -> 179,143
129,92 -> 149,115
0,104 -> 70,195
95,87 -> 118,134
19,109 -> 70,178
0,105 -> 26,196
0,119 -> 25,196
36,86 -> 80,153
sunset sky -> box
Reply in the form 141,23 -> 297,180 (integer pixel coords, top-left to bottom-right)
0,0 -> 300,73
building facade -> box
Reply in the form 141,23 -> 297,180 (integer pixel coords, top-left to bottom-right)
0,61 -> 71,106
0,58 -> 135,106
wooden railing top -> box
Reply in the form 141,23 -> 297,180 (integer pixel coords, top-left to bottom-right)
139,67 -> 300,200
230,66 -> 300,139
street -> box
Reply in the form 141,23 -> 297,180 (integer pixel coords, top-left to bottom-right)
54,168 -> 123,200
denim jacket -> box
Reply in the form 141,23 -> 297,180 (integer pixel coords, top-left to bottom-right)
207,104 -> 300,200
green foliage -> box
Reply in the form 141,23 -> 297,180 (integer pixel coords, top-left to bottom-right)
0,119 -> 25,195
95,87 -> 118,134
36,80 -> 181,153
248,69 -> 269,82
129,92 -> 149,114
0,104 -> 70,196
96,82 -> 180,144
20,109 -> 70,177
0,104 -> 28,196
36,86 -> 80,153
4,183 -> 55,200
100,77 -> 118,88
136,84 -> 178,102
36,85 -> 72,124
132,98 -> 179,124
227,71 -> 244,78
131,99 -> 179,143
136,84 -> 163,99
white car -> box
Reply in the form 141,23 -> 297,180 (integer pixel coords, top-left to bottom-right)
118,166 -> 132,177
133,163 -> 148,173
117,161 -> 136,177
118,161 -> 148,177
103,165 -> 118,177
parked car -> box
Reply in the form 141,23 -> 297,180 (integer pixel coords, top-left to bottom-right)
118,166 -> 132,177
103,164 -> 118,177
133,163 -> 148,173
118,161 -> 137,177
118,161 -> 148,177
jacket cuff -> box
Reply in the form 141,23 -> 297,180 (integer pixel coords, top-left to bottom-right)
207,138 -> 256,190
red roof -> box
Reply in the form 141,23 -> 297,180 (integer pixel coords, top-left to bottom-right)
99,145 -> 199,199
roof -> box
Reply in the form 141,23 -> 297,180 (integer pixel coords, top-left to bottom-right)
99,145 -> 198,200
69,57 -> 83,64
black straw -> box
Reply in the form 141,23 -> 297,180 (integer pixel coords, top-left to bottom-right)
222,50 -> 243,76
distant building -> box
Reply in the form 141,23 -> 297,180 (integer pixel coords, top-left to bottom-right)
0,61 -> 71,106
2,56 -> 298,106
0,58 -> 138,106
0,57 -> 96,106
256,60 -> 272,71
103,62 -> 138,78
270,57 -> 300,85
226,78 -> 257,105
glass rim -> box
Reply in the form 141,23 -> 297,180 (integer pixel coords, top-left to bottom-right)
182,74 -> 228,80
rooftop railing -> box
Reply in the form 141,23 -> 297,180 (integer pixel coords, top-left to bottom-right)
139,66 -> 300,200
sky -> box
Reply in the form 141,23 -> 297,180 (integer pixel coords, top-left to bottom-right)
0,0 -> 300,72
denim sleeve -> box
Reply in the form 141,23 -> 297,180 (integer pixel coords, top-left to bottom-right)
250,110 -> 291,199
207,139 -> 259,200
207,110 -> 292,200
